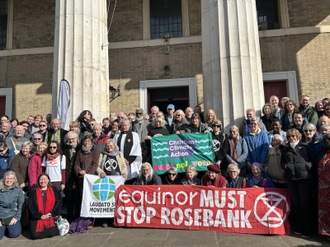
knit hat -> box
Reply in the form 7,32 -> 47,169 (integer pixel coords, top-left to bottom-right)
251,162 -> 264,172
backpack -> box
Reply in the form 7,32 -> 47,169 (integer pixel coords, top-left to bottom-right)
69,217 -> 92,235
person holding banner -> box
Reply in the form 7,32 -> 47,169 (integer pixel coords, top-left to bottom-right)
211,120 -> 230,177
226,164 -> 246,188
162,167 -> 181,185
97,139 -> 127,178
185,113 -> 211,133
281,128 -> 314,238
173,110 -> 189,134
133,162 -> 161,185
205,109 -> 218,127
201,164 -> 227,187
246,162 -> 275,188
28,173 -> 61,239
181,165 -> 201,185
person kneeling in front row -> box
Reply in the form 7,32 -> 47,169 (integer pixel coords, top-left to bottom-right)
133,162 -> 162,185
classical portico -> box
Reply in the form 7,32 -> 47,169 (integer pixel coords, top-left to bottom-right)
52,0 -> 109,127
201,0 -> 264,131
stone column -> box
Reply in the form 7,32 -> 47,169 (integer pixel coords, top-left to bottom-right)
52,0 -> 109,128
202,0 -> 264,131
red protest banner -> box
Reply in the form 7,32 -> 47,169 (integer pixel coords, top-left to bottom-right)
114,185 -> 291,235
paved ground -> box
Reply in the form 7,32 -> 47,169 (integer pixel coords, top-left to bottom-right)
1,225 -> 329,247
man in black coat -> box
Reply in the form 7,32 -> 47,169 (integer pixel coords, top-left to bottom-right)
47,118 -> 68,148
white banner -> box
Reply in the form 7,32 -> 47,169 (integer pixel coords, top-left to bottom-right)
80,174 -> 125,218
57,79 -> 70,129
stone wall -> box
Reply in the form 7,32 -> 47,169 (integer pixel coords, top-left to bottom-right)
13,0 -> 55,49
109,42 -> 203,114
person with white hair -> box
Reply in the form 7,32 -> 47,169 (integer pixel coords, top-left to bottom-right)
114,119 -> 142,182
226,164 -> 246,188
93,123 -> 109,153
265,134 -> 286,188
298,95 -> 318,126
162,167 -> 181,185
133,162 -> 161,185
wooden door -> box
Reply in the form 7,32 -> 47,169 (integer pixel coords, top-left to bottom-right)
263,80 -> 287,107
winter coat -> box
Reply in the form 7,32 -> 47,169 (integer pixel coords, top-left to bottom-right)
162,176 -> 181,185
303,132 -> 324,158
240,117 -> 267,136
133,173 -> 162,185
0,184 -> 24,220
28,153 -> 44,190
10,152 -> 31,186
181,176 -> 201,185
246,172 -> 275,188
5,136 -> 29,154
226,136 -> 248,168
244,129 -> 270,164
0,148 -> 15,179
74,146 -> 99,178
93,133 -> 109,153
173,118 -> 189,134
212,132 -> 230,166
281,141 -> 315,180
63,144 -> 81,190
261,115 -> 275,132
265,147 -> 285,182
185,123 -> 211,133
97,152 -> 127,176
298,104 -> 318,126
201,174 -> 227,188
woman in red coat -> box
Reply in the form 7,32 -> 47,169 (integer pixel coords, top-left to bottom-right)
28,142 -> 48,190
201,165 -> 227,188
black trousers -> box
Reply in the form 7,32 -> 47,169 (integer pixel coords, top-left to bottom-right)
286,179 -> 313,235
65,189 -> 81,223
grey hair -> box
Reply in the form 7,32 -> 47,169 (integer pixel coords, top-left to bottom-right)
1,171 -> 19,189
136,108 -> 144,113
93,123 -> 102,129
319,116 -> 330,124
227,163 -> 240,175
1,120 -> 10,125
138,162 -> 154,181
303,123 -> 316,131
281,97 -> 290,101
22,141 -> 32,149
301,95 -> 310,100
33,133 -> 43,139
321,124 -> 330,131
121,119 -> 131,126
271,134 -> 284,143
246,108 -> 255,114
104,139 -> 119,152
185,165 -> 197,177
65,131 -> 78,144
150,106 -> 159,112
250,116 -> 258,122
168,167 -> 178,175
229,125 -> 240,139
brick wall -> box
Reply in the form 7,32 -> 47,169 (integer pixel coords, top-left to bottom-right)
260,33 -> 330,104
109,43 -> 203,114
13,0 -> 55,49
0,54 -> 53,120
189,0 -> 201,36
288,0 -> 330,27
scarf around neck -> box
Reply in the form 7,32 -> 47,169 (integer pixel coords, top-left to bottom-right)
46,152 -> 60,160
36,187 -> 55,232
81,145 -> 93,154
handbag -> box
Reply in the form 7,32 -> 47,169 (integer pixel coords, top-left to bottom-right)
54,216 -> 70,236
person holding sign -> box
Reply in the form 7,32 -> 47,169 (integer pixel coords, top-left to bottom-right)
185,113 -> 211,133
211,120 -> 230,177
246,162 -> 275,188
162,167 -> 181,185
226,164 -> 246,188
97,139 -> 127,178
181,165 -> 201,185
201,164 -> 227,187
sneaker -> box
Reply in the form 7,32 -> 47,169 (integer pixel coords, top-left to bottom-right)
293,230 -> 302,235
301,234 -> 311,239
87,225 -> 93,230
102,223 -> 108,228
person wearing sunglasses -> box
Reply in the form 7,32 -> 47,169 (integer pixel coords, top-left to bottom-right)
173,109 -> 189,135
28,115 -> 43,135
162,167 -> 181,185
0,142 -> 15,179
83,118 -> 96,137
302,123 -> 324,157
41,141 -> 66,197
31,133 -> 44,154
244,117 -> 269,171
33,120 -> 48,142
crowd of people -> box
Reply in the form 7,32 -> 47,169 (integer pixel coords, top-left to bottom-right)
0,94 -> 329,241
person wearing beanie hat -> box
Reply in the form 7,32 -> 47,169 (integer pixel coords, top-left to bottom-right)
211,120 -> 230,177
246,162 -> 275,188
201,164 -> 227,188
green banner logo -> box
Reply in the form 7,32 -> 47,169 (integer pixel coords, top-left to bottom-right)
151,133 -> 216,175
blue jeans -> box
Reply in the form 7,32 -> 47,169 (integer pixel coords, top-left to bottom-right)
0,220 -> 22,240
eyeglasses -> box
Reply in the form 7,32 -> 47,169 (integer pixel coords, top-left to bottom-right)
250,123 -> 258,125
34,138 -> 41,140
39,125 -> 46,127
117,117 -> 124,119
168,173 -> 176,176
90,123 -> 95,126
304,130 -> 313,132
49,146 -> 57,149
136,112 -> 143,115
176,115 -> 181,117
5,177 -> 14,180
229,171 -> 237,173
213,125 -> 220,128
68,138 -> 76,141
0,150 -> 4,152
287,135 -> 295,138
229,131 -> 236,133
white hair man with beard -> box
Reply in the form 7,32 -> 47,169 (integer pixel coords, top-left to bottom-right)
132,108 -> 151,152
133,162 -> 162,185
46,118 -> 68,148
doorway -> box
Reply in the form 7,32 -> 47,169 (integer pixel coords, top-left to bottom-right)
148,86 -> 189,113
263,80 -> 287,107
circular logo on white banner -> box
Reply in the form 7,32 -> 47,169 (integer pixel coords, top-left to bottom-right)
212,140 -> 221,152
253,192 -> 289,228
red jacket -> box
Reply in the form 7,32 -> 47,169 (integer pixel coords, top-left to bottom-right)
28,153 -> 44,190
202,174 -> 227,188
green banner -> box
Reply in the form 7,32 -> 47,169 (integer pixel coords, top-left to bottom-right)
151,133 -> 216,175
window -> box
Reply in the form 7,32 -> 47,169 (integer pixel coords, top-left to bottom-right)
256,0 -> 280,30
150,0 -> 182,39
0,0 -> 8,50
